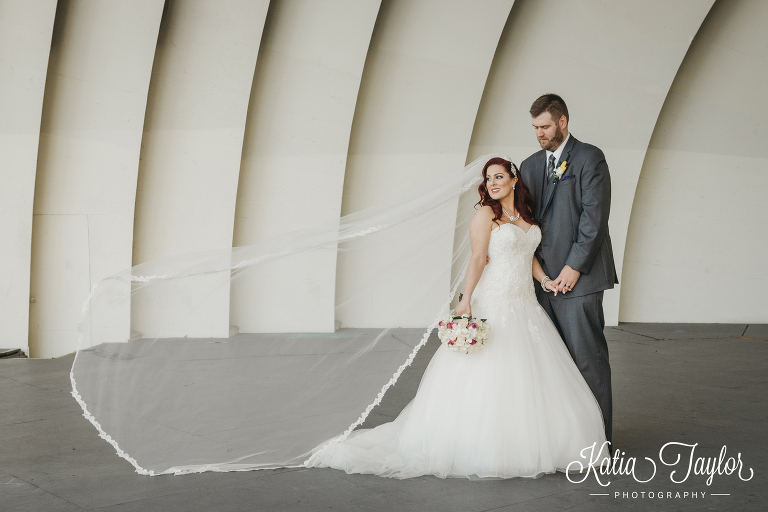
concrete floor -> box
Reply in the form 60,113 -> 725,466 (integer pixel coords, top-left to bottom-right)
1,323 -> 766,512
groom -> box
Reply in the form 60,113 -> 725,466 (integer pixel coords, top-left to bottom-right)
520,94 -> 618,450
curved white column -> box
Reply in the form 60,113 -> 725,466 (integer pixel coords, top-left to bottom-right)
0,0 -> 56,355
336,0 -> 515,327
621,0 -> 768,323
29,0 -> 164,358
467,0 -> 714,325
132,0 -> 269,338
230,0 -> 381,333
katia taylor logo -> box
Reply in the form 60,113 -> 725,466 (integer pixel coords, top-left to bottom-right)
566,442 -> 754,487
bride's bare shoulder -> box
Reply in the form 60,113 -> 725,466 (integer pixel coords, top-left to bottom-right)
471,205 -> 495,231
475,205 -> 494,216
474,205 -> 495,220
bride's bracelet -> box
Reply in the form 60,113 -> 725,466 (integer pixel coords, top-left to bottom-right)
541,276 -> 553,292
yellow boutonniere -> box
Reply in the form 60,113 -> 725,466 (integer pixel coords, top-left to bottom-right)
551,160 -> 568,183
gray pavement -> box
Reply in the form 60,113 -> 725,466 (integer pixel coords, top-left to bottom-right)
1,323 -> 766,511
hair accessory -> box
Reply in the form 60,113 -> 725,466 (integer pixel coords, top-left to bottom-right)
499,155 -> 517,177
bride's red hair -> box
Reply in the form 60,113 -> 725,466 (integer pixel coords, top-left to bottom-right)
476,157 -> 539,227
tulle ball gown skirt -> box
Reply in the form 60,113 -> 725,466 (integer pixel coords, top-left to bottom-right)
307,297 -> 609,480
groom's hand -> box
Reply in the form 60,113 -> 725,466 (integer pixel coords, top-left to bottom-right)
552,265 -> 581,294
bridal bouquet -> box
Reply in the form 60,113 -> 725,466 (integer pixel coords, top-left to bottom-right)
437,314 -> 489,354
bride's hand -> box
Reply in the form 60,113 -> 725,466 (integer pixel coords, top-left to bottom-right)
455,300 -> 471,317
544,281 -> 559,294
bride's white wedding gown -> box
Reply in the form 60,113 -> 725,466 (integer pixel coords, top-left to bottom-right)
307,222 -> 608,479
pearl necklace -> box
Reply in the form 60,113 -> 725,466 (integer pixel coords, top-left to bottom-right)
502,207 -> 520,222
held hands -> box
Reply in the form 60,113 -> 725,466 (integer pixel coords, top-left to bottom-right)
551,265 -> 581,294
543,280 -> 559,294
492,255 -> 579,293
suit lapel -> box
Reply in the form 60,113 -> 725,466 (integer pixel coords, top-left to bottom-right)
531,150 -> 546,219
540,134 -> 577,219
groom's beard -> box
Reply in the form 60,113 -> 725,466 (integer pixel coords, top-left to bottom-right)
541,126 -> 565,151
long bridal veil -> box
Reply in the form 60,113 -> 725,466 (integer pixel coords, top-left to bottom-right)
70,153 -> 509,475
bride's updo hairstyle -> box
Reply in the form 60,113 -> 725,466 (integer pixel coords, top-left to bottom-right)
476,157 -> 539,227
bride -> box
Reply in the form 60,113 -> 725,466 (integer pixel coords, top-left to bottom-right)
306,157 -> 609,479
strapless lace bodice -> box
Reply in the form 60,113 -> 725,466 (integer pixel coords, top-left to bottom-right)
472,223 -> 541,312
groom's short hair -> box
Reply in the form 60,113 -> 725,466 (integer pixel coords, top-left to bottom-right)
530,94 -> 569,124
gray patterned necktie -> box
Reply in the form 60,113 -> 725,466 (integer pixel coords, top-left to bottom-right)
546,154 -> 556,185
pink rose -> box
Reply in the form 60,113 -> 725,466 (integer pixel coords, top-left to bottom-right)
469,323 -> 477,329
470,339 -> 477,345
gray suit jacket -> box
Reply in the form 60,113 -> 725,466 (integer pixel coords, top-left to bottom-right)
521,134 -> 618,297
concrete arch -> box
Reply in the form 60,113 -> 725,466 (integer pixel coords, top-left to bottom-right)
230,0 -> 381,333
466,0 -> 714,325
335,0 -> 515,327
0,0 -> 56,355
621,0 -> 768,323
29,0 -> 164,358
131,0 -> 269,339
